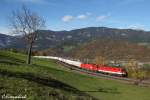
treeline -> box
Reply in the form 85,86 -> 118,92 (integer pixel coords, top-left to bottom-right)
32,48 -> 63,56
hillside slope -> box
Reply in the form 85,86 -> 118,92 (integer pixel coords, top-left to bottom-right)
0,51 -> 95,100
68,39 -> 150,61
0,51 -> 150,100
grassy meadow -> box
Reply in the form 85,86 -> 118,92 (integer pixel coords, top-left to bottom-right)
0,51 -> 150,100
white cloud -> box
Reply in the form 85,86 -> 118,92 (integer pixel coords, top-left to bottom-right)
77,14 -> 88,20
0,26 -> 10,35
128,24 -> 145,30
77,12 -> 91,20
62,15 -> 74,22
62,12 -> 92,22
96,15 -> 107,21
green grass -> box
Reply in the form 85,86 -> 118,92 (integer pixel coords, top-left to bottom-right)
0,50 -> 150,100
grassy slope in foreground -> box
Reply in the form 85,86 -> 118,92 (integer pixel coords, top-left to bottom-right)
0,51 -> 150,100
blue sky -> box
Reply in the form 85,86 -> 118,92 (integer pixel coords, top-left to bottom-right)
0,0 -> 150,34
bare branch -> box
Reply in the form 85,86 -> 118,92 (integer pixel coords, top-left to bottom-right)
9,5 -> 45,64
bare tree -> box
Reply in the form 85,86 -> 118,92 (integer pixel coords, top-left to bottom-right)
10,5 -> 45,64
94,56 -> 105,65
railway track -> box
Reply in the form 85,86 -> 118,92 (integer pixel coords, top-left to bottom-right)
57,61 -> 150,87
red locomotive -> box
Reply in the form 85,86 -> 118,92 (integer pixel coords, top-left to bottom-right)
80,63 -> 127,77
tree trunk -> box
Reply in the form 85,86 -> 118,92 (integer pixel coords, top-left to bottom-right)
26,42 -> 33,64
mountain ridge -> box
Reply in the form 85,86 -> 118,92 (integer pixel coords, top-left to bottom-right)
1,27 -> 150,50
